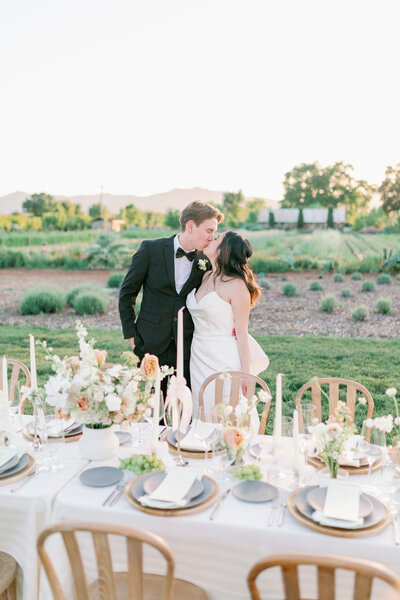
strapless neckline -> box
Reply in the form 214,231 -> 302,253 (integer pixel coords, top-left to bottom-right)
191,289 -> 230,307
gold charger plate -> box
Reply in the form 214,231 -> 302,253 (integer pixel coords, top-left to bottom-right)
307,455 -> 383,475
0,454 -> 35,487
287,487 -> 391,538
23,426 -> 82,444
124,473 -> 219,517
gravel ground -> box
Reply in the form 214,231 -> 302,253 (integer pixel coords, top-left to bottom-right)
1,269 -> 399,339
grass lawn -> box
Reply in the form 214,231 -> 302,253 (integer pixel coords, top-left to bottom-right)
1,326 -> 399,436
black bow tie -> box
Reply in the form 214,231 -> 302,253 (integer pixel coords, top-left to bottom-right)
176,247 -> 196,261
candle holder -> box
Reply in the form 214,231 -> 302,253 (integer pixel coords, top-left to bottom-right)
174,398 -> 189,467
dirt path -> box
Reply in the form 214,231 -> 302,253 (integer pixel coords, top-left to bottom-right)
1,269 -> 399,339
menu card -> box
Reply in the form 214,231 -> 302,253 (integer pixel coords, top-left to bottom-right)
322,480 -> 361,522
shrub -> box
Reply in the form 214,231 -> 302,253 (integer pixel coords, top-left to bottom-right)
268,211 -> 275,228
351,272 -> 362,281
66,285 -> 102,307
107,272 -> 125,288
282,283 -> 298,296
0,249 -> 26,268
297,208 -> 304,229
72,291 -> 109,315
333,273 -> 344,282
375,298 -> 392,315
362,280 -> 376,292
352,305 -> 369,321
259,279 -> 270,289
249,253 -> 290,273
341,288 -> 352,298
319,295 -> 339,312
20,287 -> 65,314
310,281 -> 323,291
377,273 -> 392,285
293,255 -> 321,270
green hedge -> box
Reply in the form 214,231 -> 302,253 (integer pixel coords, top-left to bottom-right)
20,287 -> 66,314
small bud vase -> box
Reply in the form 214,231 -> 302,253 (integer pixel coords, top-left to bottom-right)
78,424 -> 119,461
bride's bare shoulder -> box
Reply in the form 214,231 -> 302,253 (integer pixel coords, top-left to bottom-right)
222,277 -> 249,297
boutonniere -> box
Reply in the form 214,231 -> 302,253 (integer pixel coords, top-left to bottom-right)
197,258 -> 208,271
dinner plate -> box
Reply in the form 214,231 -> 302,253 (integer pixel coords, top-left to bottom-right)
0,454 -> 29,479
232,481 -> 278,503
307,486 -> 373,518
167,429 -> 223,453
115,431 -> 132,445
295,486 -> 385,530
142,471 -> 204,500
0,452 -> 22,474
80,466 -> 123,488
130,471 -> 212,510
27,420 -> 83,438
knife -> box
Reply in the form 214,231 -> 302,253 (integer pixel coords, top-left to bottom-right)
209,488 -> 231,521
392,512 -> 400,545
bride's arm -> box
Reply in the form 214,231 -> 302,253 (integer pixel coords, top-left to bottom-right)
230,280 -> 251,374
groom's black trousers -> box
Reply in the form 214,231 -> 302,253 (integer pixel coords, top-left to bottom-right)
135,339 -> 191,398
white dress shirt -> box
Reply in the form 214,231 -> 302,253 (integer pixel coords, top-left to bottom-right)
174,235 -> 194,293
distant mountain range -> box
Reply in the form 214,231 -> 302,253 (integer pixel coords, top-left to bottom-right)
0,187 -> 279,215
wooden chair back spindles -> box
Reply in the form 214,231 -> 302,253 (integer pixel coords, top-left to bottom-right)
38,521 -> 205,600
0,359 -> 31,408
198,371 -> 272,435
0,551 -> 17,600
295,377 -> 374,428
247,553 -> 400,600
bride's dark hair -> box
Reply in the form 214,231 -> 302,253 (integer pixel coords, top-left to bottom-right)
214,231 -> 261,307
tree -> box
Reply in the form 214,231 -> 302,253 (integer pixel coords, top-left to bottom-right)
89,203 -> 110,220
268,211 -> 275,228
119,203 -> 144,227
223,190 -> 245,226
327,207 -> 334,229
297,208 -> 304,229
380,163 -> 400,214
164,208 -> 181,229
23,193 -> 57,216
85,233 -> 130,269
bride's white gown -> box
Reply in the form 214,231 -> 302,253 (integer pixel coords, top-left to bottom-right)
187,289 -> 269,420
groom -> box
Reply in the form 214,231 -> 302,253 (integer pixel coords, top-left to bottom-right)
119,201 -> 224,388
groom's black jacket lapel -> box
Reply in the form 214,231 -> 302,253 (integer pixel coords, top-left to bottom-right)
163,236 -> 176,292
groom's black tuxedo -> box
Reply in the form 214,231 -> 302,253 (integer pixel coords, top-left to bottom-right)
119,235 -> 209,368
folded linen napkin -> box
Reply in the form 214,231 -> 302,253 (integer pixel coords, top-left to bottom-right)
311,510 -> 364,529
179,420 -> 219,452
138,468 -> 200,509
0,447 -> 20,470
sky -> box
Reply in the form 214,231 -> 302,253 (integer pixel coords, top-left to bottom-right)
0,0 -> 399,200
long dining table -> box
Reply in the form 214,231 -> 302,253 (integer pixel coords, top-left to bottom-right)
1,424 -> 400,599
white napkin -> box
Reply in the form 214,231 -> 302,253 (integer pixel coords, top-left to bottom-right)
179,420 -> 218,452
138,468 -> 199,508
0,447 -> 19,469
311,510 -> 364,529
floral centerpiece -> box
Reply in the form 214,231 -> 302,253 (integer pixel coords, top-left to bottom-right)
308,400 -> 356,478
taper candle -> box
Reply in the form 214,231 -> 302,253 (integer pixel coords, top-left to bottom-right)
152,366 -> 161,447
176,307 -> 185,380
29,334 -> 38,390
274,373 -> 283,440
1,356 -> 8,404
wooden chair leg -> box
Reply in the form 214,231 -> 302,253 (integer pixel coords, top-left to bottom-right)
5,579 -> 17,600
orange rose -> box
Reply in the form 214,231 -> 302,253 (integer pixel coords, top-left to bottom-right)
140,353 -> 159,379
76,395 -> 89,411
222,426 -> 245,451
93,349 -> 107,366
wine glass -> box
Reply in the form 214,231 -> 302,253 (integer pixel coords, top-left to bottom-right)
145,391 -> 164,432
194,407 -> 219,474
360,421 -> 386,491
299,402 -> 318,437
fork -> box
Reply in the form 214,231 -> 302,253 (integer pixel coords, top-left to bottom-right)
268,493 -> 280,526
278,493 -> 288,527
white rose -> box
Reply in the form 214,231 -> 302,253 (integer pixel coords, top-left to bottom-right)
105,394 -> 121,412
386,388 -> 397,397
357,396 -> 366,405
394,417 -> 400,426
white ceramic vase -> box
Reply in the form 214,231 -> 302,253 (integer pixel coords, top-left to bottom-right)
78,424 -> 119,461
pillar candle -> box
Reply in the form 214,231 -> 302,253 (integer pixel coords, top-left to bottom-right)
1,356 -> 11,430
29,334 -> 38,390
176,307 -> 185,380
274,373 -> 283,440
152,367 -> 161,448
2,356 -> 8,404
293,408 -> 300,464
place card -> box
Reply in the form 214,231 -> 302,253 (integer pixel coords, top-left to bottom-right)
322,480 -> 361,522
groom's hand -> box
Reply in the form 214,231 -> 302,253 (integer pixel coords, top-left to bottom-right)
129,337 -> 135,350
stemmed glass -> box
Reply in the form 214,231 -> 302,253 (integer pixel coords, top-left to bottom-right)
194,407 -> 219,474
360,421 -> 386,490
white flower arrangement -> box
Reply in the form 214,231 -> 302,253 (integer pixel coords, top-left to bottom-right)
197,258 -> 208,271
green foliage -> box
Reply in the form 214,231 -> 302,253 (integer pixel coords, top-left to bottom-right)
353,207 -> 388,231
268,211 -> 275,228
85,233 -> 131,269
72,291 -> 109,315
223,190 -> 245,226
107,272 -> 125,288
0,249 -> 26,267
88,204 -> 111,220
379,162 -> 400,214
310,281 -> 323,291
119,203 -> 144,227
66,285 -> 101,307
375,298 -> 392,315
362,280 -> 376,292
297,208 -> 304,229
293,256 -> 321,270
164,208 -> 181,229
20,287 -> 66,314
382,251 -> 400,274
282,283 -> 298,296
319,295 -> 339,312
377,273 -> 392,284
351,272 -> 362,280
22,193 -> 57,216
249,252 -> 291,273
327,207 -> 334,229
341,288 -> 352,298
333,273 -> 344,282
352,305 -> 369,321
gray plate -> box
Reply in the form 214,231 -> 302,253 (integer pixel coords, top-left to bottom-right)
295,486 -> 386,529
115,431 -> 132,445
232,480 -> 278,503
167,429 -> 222,452
28,420 -> 83,438
142,471 -> 204,500
80,466 -> 123,488
131,472 -> 212,510
307,486 -> 373,518
0,452 -> 21,474
0,454 -> 29,479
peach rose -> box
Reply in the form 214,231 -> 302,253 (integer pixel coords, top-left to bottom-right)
76,395 -> 89,411
93,349 -> 107,367
55,408 -> 70,420
140,353 -> 159,379
66,356 -> 81,371
222,426 -> 245,451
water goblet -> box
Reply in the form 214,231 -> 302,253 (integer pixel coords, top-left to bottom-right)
194,407 -> 219,474
360,421 -> 386,493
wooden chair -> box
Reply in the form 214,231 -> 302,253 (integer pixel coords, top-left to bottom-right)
198,371 -> 272,435
295,377 -> 374,429
247,552 -> 400,600
37,521 -> 208,600
0,359 -> 31,408
0,552 -> 17,600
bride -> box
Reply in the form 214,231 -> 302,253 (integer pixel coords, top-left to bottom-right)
186,231 -> 269,416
